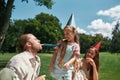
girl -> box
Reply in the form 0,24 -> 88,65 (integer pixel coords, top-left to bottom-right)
72,58 -> 87,80
49,25 -> 80,80
73,41 -> 101,80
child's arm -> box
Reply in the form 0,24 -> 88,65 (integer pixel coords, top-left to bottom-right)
49,49 -> 58,72
63,55 -> 76,70
92,63 -> 98,80
86,58 -> 98,80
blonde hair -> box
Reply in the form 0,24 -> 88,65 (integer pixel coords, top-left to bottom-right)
73,58 -> 83,72
58,25 -> 80,68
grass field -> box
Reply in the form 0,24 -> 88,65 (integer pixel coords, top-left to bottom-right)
0,52 -> 120,80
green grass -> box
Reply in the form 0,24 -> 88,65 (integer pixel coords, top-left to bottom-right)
0,52 -> 120,80
99,52 -> 120,80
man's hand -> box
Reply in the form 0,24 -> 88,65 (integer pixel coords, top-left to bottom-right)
36,75 -> 46,80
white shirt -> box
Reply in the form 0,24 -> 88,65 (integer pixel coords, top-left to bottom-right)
74,69 -> 86,80
6,51 -> 40,80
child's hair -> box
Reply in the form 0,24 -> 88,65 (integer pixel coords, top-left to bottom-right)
58,25 -> 80,68
72,58 -> 83,80
73,58 -> 83,72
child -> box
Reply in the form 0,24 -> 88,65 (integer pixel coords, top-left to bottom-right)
72,58 -> 87,80
73,41 -> 101,80
49,25 -> 80,80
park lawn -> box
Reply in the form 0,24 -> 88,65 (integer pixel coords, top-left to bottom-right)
99,52 -> 120,80
0,52 -> 120,80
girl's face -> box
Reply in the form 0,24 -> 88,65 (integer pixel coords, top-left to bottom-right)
63,27 -> 74,41
74,59 -> 82,70
86,48 -> 96,59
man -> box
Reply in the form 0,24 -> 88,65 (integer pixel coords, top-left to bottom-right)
1,33 -> 45,80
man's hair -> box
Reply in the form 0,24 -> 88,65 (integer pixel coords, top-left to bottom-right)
16,34 -> 33,53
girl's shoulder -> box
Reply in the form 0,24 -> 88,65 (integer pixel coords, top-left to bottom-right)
67,42 -> 79,46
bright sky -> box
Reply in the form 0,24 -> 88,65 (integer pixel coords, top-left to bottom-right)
12,0 -> 120,38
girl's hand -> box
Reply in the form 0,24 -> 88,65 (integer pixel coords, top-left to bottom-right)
86,58 -> 95,67
63,62 -> 70,70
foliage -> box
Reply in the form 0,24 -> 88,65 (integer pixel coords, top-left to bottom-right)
0,0 -> 54,50
33,0 -> 54,9
1,13 -> 62,52
110,21 -> 120,53
79,33 -> 110,53
35,13 -> 63,43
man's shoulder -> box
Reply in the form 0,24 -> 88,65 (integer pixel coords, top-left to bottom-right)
10,52 -> 26,60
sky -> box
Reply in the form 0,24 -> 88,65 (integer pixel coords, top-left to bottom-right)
12,0 -> 120,38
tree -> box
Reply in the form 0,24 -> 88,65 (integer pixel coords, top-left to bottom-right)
0,0 -> 14,50
80,33 -> 94,53
1,12 -> 62,53
79,33 -> 109,53
22,13 -> 63,52
0,0 -> 54,50
110,21 -> 120,53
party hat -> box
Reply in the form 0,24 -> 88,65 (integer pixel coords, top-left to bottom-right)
66,13 -> 76,27
93,41 -> 102,51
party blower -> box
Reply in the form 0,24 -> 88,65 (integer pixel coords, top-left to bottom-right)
42,38 -> 68,47
42,43 -> 59,47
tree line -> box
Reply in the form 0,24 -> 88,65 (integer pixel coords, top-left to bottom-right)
0,12 -> 120,54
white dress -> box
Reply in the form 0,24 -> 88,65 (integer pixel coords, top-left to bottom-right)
74,69 -> 86,80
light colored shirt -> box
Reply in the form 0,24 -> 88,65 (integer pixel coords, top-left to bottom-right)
6,51 -> 40,80
74,69 -> 86,80
81,58 -> 90,79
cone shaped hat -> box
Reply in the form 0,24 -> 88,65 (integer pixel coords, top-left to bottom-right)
66,13 -> 76,27
93,41 -> 102,51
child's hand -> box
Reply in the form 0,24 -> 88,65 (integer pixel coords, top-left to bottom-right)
36,75 -> 46,80
63,63 -> 70,70
86,58 -> 96,67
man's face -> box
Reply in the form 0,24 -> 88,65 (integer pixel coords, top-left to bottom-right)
28,35 -> 42,52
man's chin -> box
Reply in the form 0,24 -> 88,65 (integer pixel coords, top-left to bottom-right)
39,47 -> 42,50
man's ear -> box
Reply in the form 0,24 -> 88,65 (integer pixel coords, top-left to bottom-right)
26,42 -> 32,47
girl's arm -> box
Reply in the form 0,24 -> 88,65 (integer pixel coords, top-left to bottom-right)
86,58 -> 98,80
63,55 -> 76,70
49,49 -> 58,72
92,63 -> 98,80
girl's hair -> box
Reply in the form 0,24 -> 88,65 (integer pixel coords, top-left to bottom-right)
16,34 -> 32,53
58,25 -> 80,68
73,58 -> 83,71
84,47 -> 99,80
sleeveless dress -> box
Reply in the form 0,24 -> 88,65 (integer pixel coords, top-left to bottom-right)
51,42 -> 80,80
